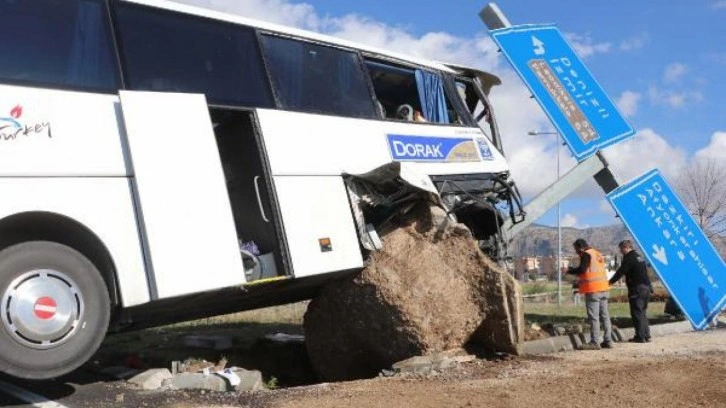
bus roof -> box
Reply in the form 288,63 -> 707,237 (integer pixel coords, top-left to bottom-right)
124,0 -> 485,77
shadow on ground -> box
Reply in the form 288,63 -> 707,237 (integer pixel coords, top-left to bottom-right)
95,321 -> 317,387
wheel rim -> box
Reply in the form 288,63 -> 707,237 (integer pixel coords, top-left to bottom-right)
1,269 -> 85,349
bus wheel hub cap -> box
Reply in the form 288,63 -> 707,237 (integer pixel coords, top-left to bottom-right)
1,270 -> 85,349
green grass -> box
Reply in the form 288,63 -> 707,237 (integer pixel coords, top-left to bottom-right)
524,300 -> 674,329
521,281 -> 558,296
168,302 -> 308,328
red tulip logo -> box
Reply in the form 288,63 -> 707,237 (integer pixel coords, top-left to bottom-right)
10,105 -> 22,119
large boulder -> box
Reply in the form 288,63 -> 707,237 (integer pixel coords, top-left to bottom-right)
304,203 -> 523,381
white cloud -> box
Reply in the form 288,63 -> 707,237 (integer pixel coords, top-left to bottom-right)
565,33 -> 612,58
602,128 -> 688,183
648,86 -> 703,109
713,1 -> 726,9
616,91 -> 642,117
619,32 -> 649,51
173,0 -> 321,29
560,213 -> 590,229
694,131 -> 726,162
599,199 -> 615,215
560,213 -> 579,228
663,63 -> 688,84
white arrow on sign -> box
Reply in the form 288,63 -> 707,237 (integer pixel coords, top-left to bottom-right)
532,36 -> 546,56
652,244 -> 669,266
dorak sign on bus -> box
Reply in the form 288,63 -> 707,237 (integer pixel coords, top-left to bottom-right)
386,134 -> 492,163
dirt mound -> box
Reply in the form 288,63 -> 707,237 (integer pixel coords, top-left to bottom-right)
304,203 -> 523,381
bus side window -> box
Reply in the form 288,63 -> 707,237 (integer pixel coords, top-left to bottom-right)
455,78 -> 493,140
0,0 -> 119,92
365,60 -> 464,125
113,2 -> 273,108
259,35 -> 378,119
365,61 -> 423,122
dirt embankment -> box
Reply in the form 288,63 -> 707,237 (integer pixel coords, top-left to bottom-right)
304,203 -> 523,381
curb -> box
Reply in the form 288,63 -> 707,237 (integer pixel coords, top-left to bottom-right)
521,320 -> 694,355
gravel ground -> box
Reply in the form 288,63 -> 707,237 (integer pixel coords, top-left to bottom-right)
5,327 -> 725,408
92,326 -> 726,408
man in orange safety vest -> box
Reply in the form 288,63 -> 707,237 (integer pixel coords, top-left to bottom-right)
562,238 -> 612,350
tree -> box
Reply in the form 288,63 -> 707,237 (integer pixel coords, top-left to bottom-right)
676,159 -> 726,239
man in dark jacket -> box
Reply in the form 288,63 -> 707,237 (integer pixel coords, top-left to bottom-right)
610,240 -> 651,343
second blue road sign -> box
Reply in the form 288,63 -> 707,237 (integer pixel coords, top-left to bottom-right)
607,169 -> 726,330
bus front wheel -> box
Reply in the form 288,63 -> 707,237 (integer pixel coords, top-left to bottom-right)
0,241 -> 111,379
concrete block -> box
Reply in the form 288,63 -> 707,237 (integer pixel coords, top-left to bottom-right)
392,356 -> 434,374
569,333 -> 583,350
162,372 -> 229,392
129,369 -> 173,390
162,369 -> 264,392
432,358 -> 455,371
449,354 -> 476,364
618,327 -> 635,341
521,336 -> 573,355
230,368 -> 264,392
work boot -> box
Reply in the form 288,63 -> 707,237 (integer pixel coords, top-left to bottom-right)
600,342 -> 613,349
579,342 -> 601,350
628,337 -> 647,343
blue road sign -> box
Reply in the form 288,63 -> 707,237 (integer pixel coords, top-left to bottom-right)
607,169 -> 726,330
490,24 -> 635,161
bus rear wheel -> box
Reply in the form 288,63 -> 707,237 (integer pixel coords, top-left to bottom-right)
0,241 -> 110,379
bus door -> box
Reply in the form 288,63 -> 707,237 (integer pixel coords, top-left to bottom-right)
118,91 -> 244,299
251,109 -> 364,279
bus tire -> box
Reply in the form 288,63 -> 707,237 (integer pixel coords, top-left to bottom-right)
0,241 -> 111,379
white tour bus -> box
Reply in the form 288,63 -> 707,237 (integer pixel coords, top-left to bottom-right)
0,0 -> 524,379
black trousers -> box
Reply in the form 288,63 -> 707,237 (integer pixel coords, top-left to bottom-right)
629,284 -> 651,340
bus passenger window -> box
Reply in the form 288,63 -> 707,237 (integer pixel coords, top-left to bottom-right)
260,35 -> 377,119
365,61 -> 422,122
114,3 -> 273,108
456,78 -> 495,140
365,61 -> 460,125
0,0 -> 119,92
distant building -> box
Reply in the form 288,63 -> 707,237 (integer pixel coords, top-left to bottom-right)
513,255 -> 570,281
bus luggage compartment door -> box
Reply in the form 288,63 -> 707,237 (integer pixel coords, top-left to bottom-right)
271,175 -> 363,278
119,91 -> 244,299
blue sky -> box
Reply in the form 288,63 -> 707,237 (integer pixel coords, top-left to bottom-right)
180,0 -> 725,229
